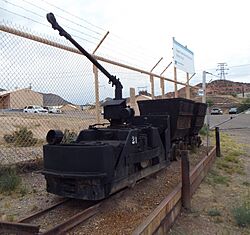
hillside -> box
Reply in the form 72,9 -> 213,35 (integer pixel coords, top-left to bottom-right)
165,79 -> 250,98
161,79 -> 250,111
41,93 -> 71,106
197,79 -> 250,96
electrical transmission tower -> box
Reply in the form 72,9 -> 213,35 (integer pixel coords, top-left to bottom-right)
216,63 -> 229,79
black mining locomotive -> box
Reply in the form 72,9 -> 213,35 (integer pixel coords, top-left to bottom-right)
42,13 -> 207,201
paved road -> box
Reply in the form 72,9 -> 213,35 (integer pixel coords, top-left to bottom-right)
205,114 -> 250,130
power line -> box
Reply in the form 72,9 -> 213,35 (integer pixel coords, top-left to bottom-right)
2,0 -> 103,39
40,0 -> 106,32
0,6 -> 49,27
0,8 -> 99,45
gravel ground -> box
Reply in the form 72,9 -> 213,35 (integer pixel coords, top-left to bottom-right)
0,147 -> 42,166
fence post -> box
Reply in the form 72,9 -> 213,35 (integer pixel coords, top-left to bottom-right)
150,75 -> 155,99
174,67 -> 178,98
215,127 -> 221,157
93,65 -> 100,123
181,150 -> 191,210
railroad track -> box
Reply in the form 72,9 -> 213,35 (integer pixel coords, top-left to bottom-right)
0,198 -> 101,234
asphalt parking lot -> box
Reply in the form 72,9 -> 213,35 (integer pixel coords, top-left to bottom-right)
206,113 -> 250,130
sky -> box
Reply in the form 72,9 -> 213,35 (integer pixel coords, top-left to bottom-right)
1,0 -> 250,103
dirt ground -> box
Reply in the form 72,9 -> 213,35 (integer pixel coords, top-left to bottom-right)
169,129 -> 250,235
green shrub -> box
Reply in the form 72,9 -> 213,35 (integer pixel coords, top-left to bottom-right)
4,127 -> 38,147
206,169 -> 230,186
206,99 -> 214,107
231,93 -> 237,97
3,134 -> 15,143
232,200 -> 250,227
0,168 -> 21,193
207,208 -> 221,217
199,124 -> 209,136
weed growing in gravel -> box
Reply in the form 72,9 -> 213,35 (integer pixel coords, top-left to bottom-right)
19,185 -> 29,196
232,198 -> 250,227
211,133 -> 246,175
199,124 -> 209,136
206,169 -> 230,186
216,159 -> 244,175
242,181 -> 250,187
6,214 -> 15,222
0,168 -> 21,193
207,208 -> 221,217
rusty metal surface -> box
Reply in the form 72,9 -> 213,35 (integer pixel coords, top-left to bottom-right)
19,199 -> 70,223
1,200 -> 100,235
41,203 -> 100,235
0,221 -> 40,235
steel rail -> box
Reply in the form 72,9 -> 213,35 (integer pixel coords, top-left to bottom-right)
18,199 -> 70,223
1,199 -> 100,234
41,202 -> 100,235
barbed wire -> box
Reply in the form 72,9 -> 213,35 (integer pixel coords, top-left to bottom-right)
1,0 -> 102,42
40,0 -> 106,32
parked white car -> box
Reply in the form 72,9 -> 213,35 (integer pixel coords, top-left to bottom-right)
23,105 -> 48,113
245,108 -> 250,114
44,106 -> 62,114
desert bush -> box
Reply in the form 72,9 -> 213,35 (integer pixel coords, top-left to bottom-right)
207,208 -> 221,217
232,199 -> 250,227
3,134 -> 15,143
4,127 -> 38,147
206,99 -> 214,107
0,168 -> 21,193
199,124 -> 209,136
206,169 -> 230,186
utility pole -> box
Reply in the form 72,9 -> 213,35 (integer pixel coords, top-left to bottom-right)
216,63 -> 229,79
202,71 -> 206,104
202,71 -> 213,104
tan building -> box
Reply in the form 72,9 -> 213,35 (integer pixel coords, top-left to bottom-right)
0,88 -> 43,109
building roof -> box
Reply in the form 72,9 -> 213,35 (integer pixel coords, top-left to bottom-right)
0,88 -> 28,97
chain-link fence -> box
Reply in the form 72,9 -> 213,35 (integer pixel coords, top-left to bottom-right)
0,22 -> 101,168
1,21 -> 189,169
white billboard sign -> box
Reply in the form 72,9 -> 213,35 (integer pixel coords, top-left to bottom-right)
173,38 -> 195,74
